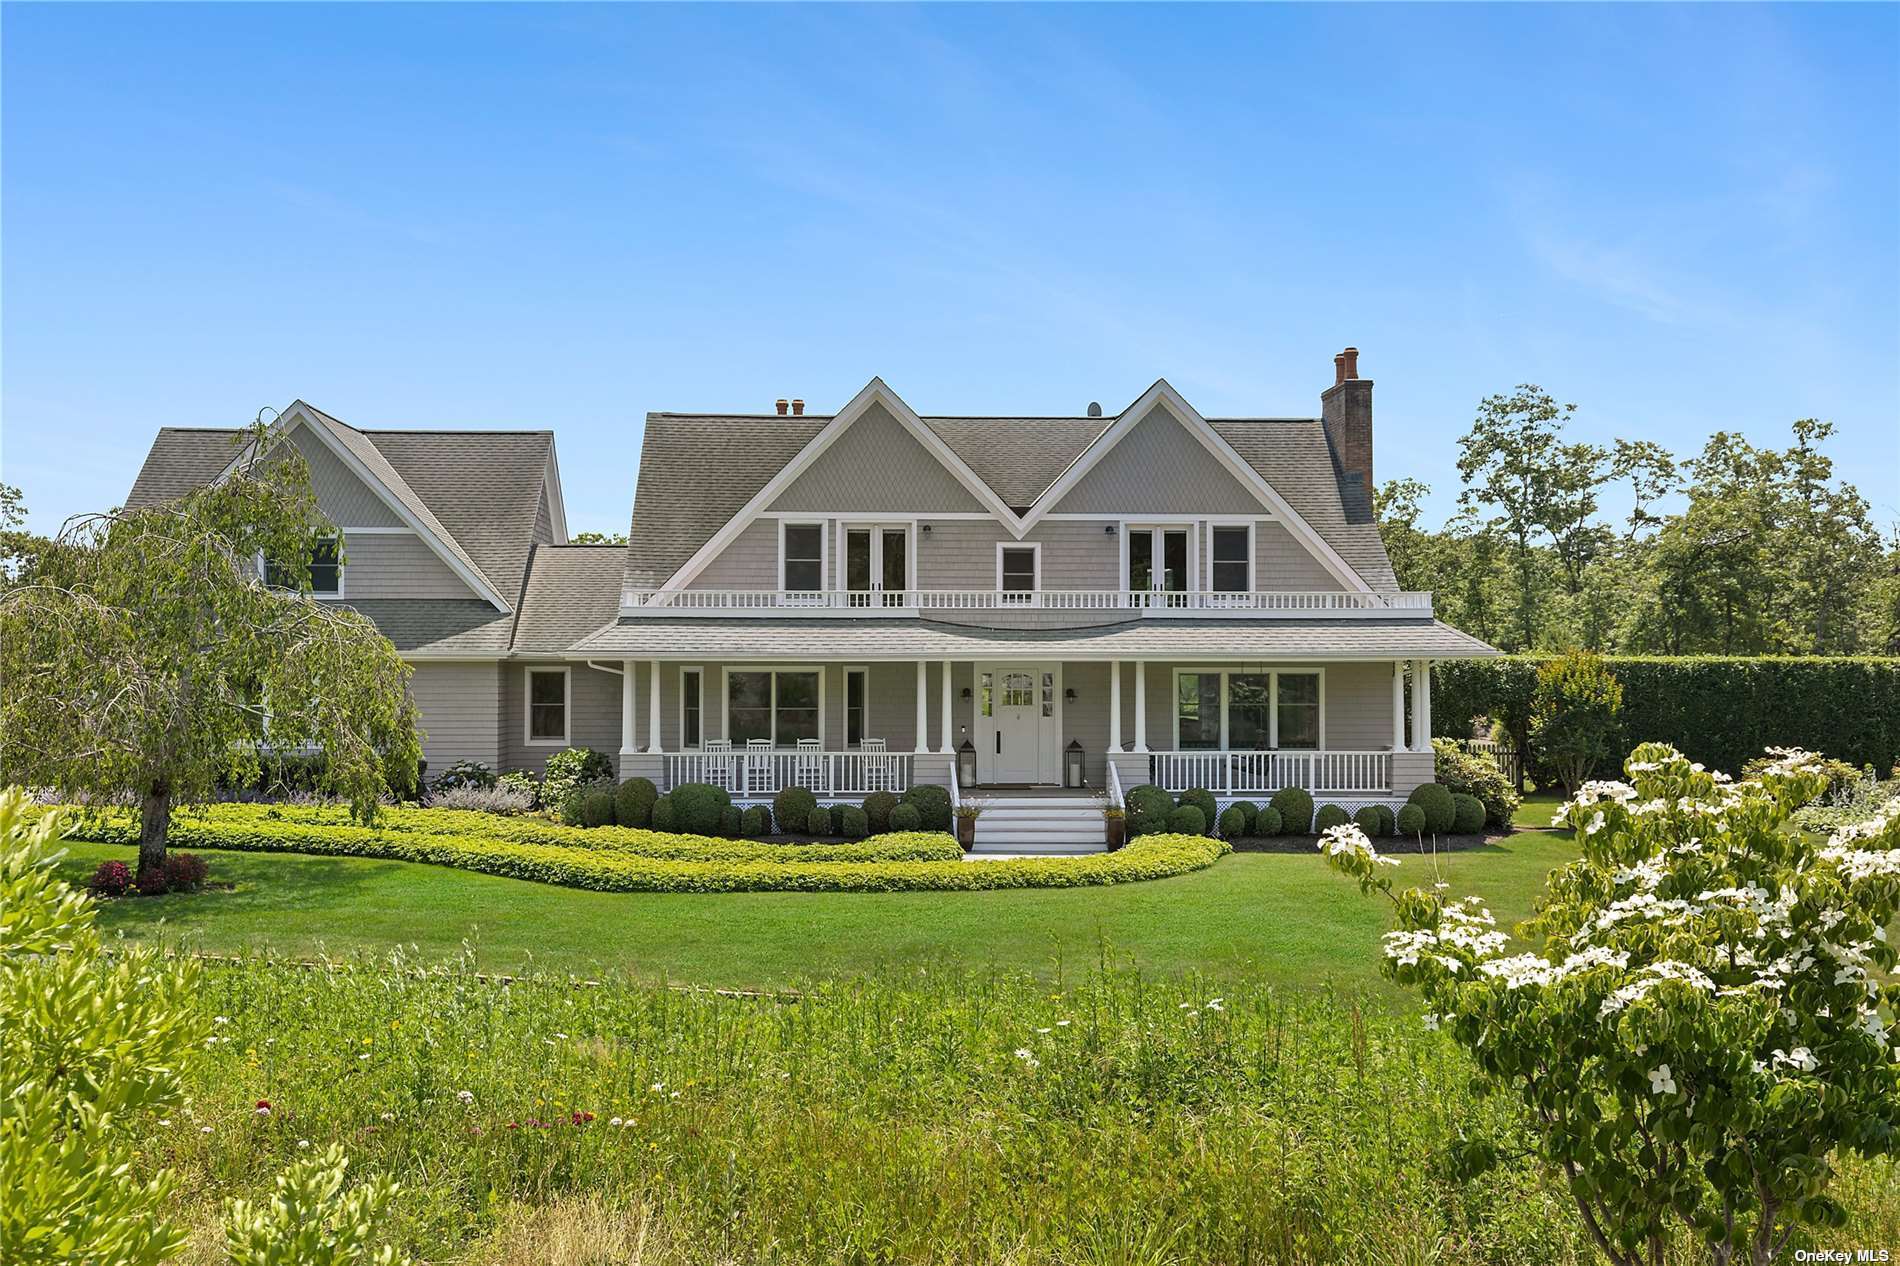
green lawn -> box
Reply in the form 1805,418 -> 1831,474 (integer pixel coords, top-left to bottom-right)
59,831 -> 1579,990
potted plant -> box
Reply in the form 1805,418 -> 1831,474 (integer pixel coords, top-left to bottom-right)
1101,796 -> 1126,851
954,798 -> 987,850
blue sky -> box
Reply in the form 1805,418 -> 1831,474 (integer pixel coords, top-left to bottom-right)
4,3 -> 1895,538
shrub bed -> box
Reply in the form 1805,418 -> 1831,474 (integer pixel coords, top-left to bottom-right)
63,813 -> 1227,894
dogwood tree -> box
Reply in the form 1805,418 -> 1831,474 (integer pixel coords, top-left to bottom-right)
0,420 -> 420,873
1320,743 -> 1900,1266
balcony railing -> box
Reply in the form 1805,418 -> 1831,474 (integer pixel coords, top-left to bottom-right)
1149,749 -> 1393,795
620,588 -> 1431,619
665,749 -> 912,798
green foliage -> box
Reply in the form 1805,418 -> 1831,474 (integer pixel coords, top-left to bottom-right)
69,807 -> 1227,892
0,790 -> 202,1265
773,786 -> 817,835
1167,805 -> 1205,835
1216,804 -> 1248,838
541,748 -> 614,811
1528,651 -> 1624,796
1321,745 -> 1900,1266
0,422 -> 421,870
839,805 -> 869,839
494,771 -> 540,809
1431,738 -> 1520,828
1228,800 -> 1259,833
902,784 -> 953,832
739,806 -> 768,838
1395,803 -> 1427,837
612,777 -> 657,828
1125,784 -> 1174,839
806,805 -> 834,837
223,1143 -> 408,1266
1406,783 -> 1457,835
1254,805 -> 1283,837
650,794 -> 675,833
579,787 -> 615,829
668,783 -> 731,837
1269,787 -> 1314,834
719,805 -> 743,838
861,791 -> 899,834
1450,793 -> 1486,835
430,760 -> 495,794
1352,806 -> 1387,838
889,803 -> 922,833
1178,788 -> 1218,834
1313,804 -> 1349,832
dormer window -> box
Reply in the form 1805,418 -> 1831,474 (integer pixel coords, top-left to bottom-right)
264,537 -> 341,596
998,544 -> 1039,602
1211,526 -> 1250,593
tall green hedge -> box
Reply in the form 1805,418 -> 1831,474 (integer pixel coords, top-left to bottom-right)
1434,656 -> 1900,778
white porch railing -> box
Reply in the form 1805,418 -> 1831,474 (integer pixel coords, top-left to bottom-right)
620,588 -> 1431,618
1149,749 -> 1393,795
665,750 -> 912,798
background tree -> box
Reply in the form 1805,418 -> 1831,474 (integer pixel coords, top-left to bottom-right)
0,420 -> 421,873
568,530 -> 627,545
1527,650 -> 1624,796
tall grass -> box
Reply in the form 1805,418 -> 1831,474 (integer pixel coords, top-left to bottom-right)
152,950 -> 1896,1264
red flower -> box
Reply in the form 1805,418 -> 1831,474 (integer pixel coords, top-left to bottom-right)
571,1110 -> 594,1125
506,1121 -> 519,1130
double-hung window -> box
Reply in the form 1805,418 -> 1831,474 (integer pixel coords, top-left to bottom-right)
525,667 -> 569,745
1211,526 -> 1250,594
680,668 -> 703,749
999,545 -> 1039,603
781,524 -> 825,594
265,537 -> 341,595
726,669 -> 822,745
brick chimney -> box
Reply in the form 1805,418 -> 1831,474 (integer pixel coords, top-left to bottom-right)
1320,346 -> 1373,514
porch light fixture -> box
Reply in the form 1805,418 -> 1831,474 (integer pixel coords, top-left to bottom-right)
958,739 -> 977,788
1104,524 -> 1116,536
921,523 -> 932,535
960,687 -> 972,699
1064,739 -> 1086,789
1063,687 -> 1077,702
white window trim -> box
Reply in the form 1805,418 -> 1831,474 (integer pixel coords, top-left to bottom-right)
996,541 -> 1042,593
720,664 -> 828,747
1121,523 -> 1196,596
838,521 -> 918,597
778,520 -> 829,593
843,665 -> 870,749
257,535 -> 345,599
524,666 -> 572,747
678,665 -> 704,750
1170,666 -> 1326,751
1207,519 -> 1256,595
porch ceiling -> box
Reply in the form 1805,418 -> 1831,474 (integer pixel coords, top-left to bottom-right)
566,616 -> 1500,661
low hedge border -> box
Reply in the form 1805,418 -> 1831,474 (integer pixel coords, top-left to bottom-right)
70,810 -> 964,867
63,816 -> 1229,894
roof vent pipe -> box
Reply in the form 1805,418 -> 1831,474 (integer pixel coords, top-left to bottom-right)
775,398 -> 789,416
1087,401 -> 1102,417
791,398 -> 805,416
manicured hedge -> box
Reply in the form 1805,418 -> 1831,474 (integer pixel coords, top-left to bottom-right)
1434,656 -> 1900,778
109,804 -> 963,864
64,812 -> 1228,894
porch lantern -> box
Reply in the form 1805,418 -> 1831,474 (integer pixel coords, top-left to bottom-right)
1064,740 -> 1086,789
958,739 -> 977,789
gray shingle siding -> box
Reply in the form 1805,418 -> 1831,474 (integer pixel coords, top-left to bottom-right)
409,662 -> 503,771
342,534 -> 480,599
767,403 -> 987,514
1051,406 -> 1265,516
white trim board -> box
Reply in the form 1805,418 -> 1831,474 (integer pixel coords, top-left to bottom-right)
219,402 -> 512,610
657,378 -> 1028,593
1022,380 -> 1372,594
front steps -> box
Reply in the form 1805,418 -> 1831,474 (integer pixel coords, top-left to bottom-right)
969,795 -> 1107,855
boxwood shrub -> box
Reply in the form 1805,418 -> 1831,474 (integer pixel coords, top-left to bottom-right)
1126,785 -> 1174,839
651,794 -> 676,833
670,782 -> 731,836
1450,793 -> 1487,835
1407,783 -> 1457,835
1177,788 -> 1218,835
806,804 -> 835,837
1351,806 -> 1388,838
614,777 -> 658,828
1216,804 -> 1248,838
1254,805 -> 1283,836
902,785 -> 952,832
1268,787 -> 1314,835
1396,803 -> 1427,836
720,804 -> 744,837
889,803 -> 922,832
862,791 -> 899,834
66,809 -> 1229,893
774,787 -> 818,836
739,806 -> 769,838
580,786 -> 616,828
839,805 -> 869,839
1167,805 -> 1205,835
1313,804 -> 1349,832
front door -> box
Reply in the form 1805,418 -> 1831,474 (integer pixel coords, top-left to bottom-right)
976,663 -> 1056,784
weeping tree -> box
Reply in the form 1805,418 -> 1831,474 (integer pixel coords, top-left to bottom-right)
0,417 -> 421,874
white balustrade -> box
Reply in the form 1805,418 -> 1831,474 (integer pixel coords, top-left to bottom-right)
1148,749 -> 1393,795
664,749 -> 912,798
620,588 -> 1431,617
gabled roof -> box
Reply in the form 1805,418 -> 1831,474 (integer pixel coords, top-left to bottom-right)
510,544 -> 628,654
126,405 -> 559,609
626,380 -> 1400,592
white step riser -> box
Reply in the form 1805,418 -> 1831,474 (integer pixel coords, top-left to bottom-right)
977,817 -> 1102,831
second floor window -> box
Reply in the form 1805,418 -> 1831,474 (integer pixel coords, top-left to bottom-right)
265,537 -> 341,595
782,524 -> 824,592
999,546 -> 1038,601
1211,527 -> 1250,593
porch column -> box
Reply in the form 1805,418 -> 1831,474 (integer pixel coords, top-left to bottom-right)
1408,659 -> 1425,753
1133,660 -> 1149,753
647,659 -> 663,753
939,659 -> 953,753
1419,659 -> 1433,751
915,660 -> 929,752
1109,659 -> 1122,752
1391,660 -> 1405,751
620,659 -> 637,756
